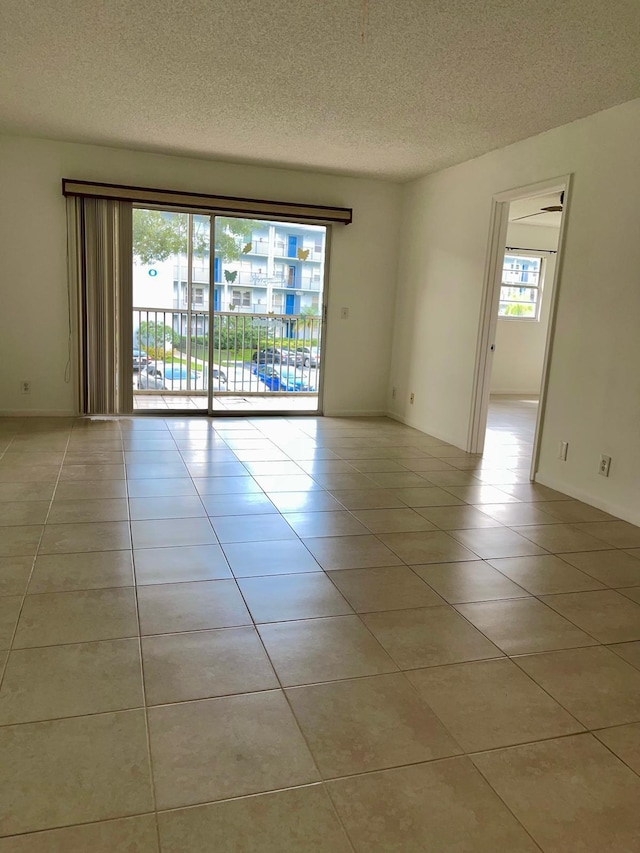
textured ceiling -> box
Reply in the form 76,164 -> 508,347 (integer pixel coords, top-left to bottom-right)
1,0 -> 640,180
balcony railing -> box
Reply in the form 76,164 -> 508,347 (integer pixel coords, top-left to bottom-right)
134,308 -> 321,397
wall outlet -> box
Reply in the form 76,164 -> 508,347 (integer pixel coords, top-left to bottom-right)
410,392 -> 415,404
392,387 -> 396,399
340,307 -> 349,320
598,455 -> 611,477
559,441 -> 568,461
20,380 -> 31,395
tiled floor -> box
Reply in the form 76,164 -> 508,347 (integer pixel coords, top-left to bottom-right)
1,403 -> 640,851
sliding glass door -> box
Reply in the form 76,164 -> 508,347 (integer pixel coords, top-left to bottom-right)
132,210 -> 327,414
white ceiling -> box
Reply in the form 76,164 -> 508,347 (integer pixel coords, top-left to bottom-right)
1,0 -> 640,181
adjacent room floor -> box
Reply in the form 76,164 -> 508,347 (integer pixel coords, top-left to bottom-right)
1,410 -> 640,851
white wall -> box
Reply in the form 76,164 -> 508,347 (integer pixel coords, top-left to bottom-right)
389,98 -> 640,524
0,136 -> 402,416
490,222 -> 559,395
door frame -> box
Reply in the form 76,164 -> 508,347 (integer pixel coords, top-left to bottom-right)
467,174 -> 573,480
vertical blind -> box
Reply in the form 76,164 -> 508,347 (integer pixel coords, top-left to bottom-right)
67,197 -> 133,414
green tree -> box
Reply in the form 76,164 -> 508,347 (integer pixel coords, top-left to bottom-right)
137,321 -> 177,350
132,210 -> 257,265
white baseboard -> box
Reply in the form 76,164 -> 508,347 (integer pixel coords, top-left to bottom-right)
535,472 -> 640,527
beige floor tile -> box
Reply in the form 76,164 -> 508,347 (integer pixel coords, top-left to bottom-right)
476,501 -> 564,526
256,474 -> 321,492
442,485 -> 518,504
259,490 -> 343,513
327,565 -> 443,612
350,507 -> 436,533
13,588 -> 138,648
608,640 -> 640,670
134,544 -> 231,584
366,471 -> 434,488
511,523 -> 611,553
308,472 -> 378,490
472,734 -> 640,852
421,470 -> 483,486
0,556 -> 33,596
192,476 -> 262,496
0,466 -> 60,483
328,758 -> 539,851
539,500 -> 617,523
328,488 -> 408,510
64,451 -> 125,465
379,531 -> 479,565
126,463 -> 189,480
487,554 -> 605,594
572,521 -> 640,549
594,723 -> 640,775
211,513 -> 298,543
0,597 -> 21,650
128,496 -> 205,521
407,658 -> 583,752
0,815 -> 158,853
238,573 -> 352,623
258,615 -> 397,686
0,502 -> 50,527
149,691 -> 319,809
283,510 -> 371,538
286,673 -> 461,777
622,586 -> 640,603
361,606 -> 503,669
29,551 -> 133,593
559,549 -> 640,587
540,590 -> 640,644
39,521 -> 131,554
60,463 -> 126,481
223,539 -> 321,577
54,480 -> 128,500
47,499 -> 128,524
131,517 -> 216,549
0,526 -> 43,557
157,786 -> 351,853
200,492 -> 277,516
137,579 -> 251,635
398,457 -> 457,472
302,534 -> 403,570
414,504 -> 503,529
0,483 -> 55,502
457,598 -> 598,655
390,486 -> 466,508
142,626 -> 278,705
516,645 -> 640,728
0,639 -> 143,724
128,478 -> 197,498
449,526 -> 547,559
0,709 -> 153,837
496,483 -> 572,502
413,560 -> 530,603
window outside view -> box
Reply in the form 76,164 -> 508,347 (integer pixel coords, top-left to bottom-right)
498,253 -> 543,319
132,211 -> 325,411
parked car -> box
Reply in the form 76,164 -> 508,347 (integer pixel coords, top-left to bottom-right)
138,364 -> 223,391
295,346 -> 320,368
253,365 -> 315,392
251,347 -> 304,367
133,348 -> 149,371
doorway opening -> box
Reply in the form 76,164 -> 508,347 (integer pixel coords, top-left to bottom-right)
131,211 -> 327,415
470,177 -> 571,479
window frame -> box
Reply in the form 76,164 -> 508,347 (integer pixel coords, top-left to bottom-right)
498,250 -> 545,321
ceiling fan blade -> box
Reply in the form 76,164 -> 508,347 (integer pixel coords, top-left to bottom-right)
511,211 -> 549,221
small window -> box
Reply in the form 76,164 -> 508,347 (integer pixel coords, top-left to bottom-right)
193,287 -> 204,306
498,253 -> 543,320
